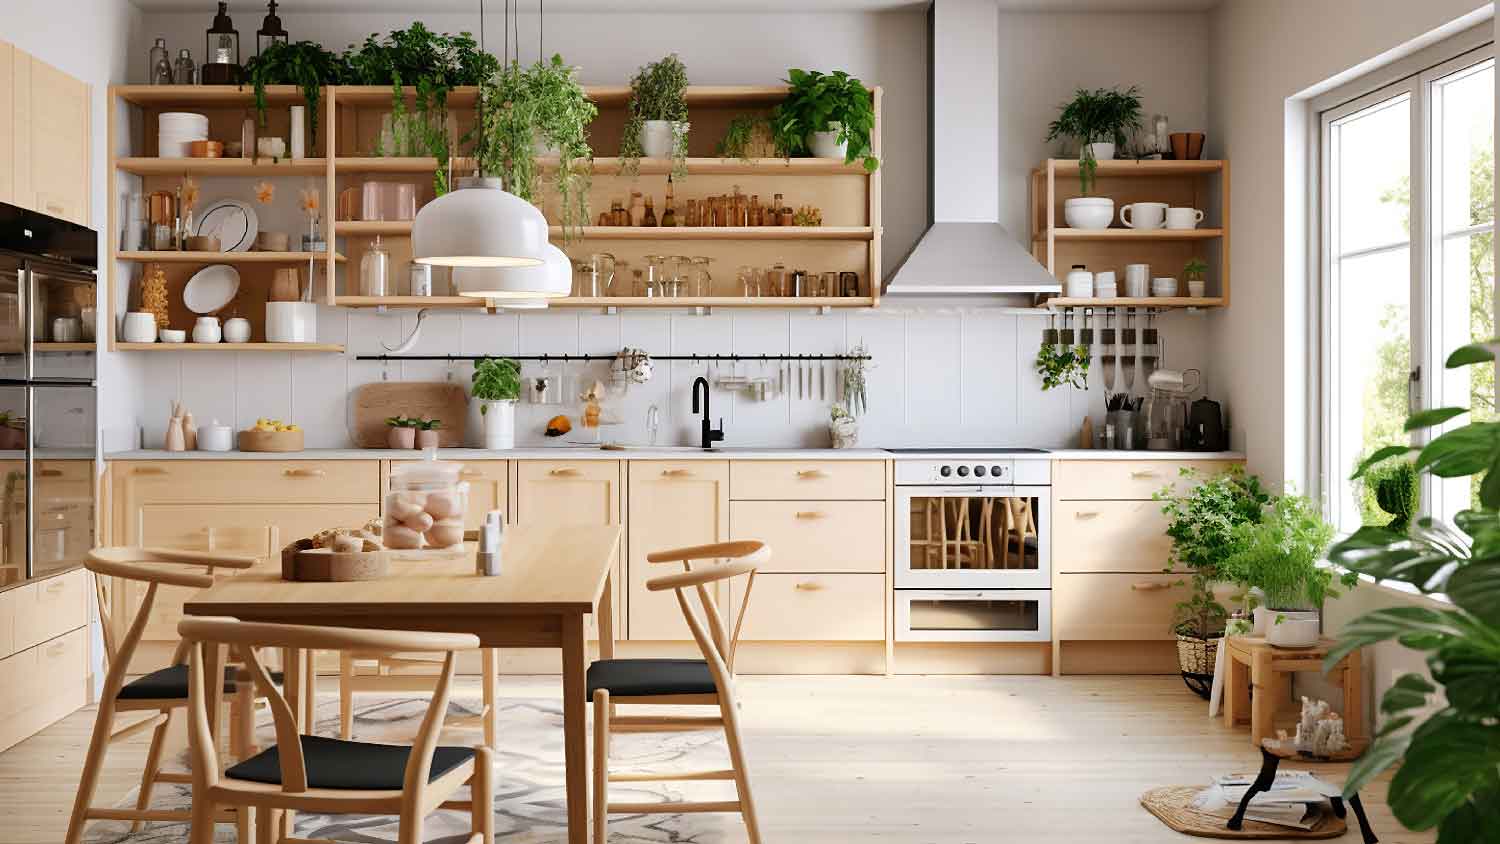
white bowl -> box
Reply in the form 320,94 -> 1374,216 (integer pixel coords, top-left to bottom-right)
1063,197 -> 1114,230
159,328 -> 186,343
1151,277 -> 1179,297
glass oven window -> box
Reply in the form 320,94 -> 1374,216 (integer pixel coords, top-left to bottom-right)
907,494 -> 1040,571
908,598 -> 1040,632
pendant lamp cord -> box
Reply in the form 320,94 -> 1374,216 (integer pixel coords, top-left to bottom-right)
538,0 -> 544,63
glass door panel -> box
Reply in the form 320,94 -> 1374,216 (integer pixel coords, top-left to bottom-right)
906,493 -> 1041,573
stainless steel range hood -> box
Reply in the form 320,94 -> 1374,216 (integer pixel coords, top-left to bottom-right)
884,0 -> 1060,298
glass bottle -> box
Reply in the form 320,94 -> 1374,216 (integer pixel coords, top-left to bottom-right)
628,191 -> 644,227
766,262 -> 788,297
771,193 -> 785,226
750,194 -> 762,226
642,196 -> 658,227
661,175 -> 677,227
685,198 -> 699,227
737,265 -> 757,297
360,235 -> 390,297
173,49 -> 196,85
149,38 -> 171,85
609,198 -> 626,226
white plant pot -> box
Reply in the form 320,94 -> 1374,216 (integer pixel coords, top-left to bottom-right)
811,124 -> 848,159
1063,197 -> 1114,230
1258,607 -> 1321,648
640,120 -> 681,159
1084,142 -> 1116,161
480,400 -> 516,450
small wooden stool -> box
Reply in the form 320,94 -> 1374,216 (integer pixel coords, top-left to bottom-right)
1223,636 -> 1364,746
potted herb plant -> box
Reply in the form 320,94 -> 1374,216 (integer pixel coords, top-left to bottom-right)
413,417 -> 443,450
1184,258 -> 1208,298
472,357 -> 521,450
620,54 -> 689,177
242,41 -> 347,146
1321,340 -> 1500,839
1221,492 -> 1355,648
1045,85 -> 1143,196
384,415 -> 417,449
716,114 -> 781,161
476,54 -> 598,237
1154,466 -> 1270,697
771,69 -> 879,172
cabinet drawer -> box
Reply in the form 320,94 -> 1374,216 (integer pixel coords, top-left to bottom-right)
1054,460 -> 1238,501
730,500 -> 885,573
1053,500 -> 1179,573
117,461 -> 380,504
1054,573 -> 1186,641
37,627 -> 87,701
0,645 -> 35,719
0,585 -> 18,659
15,569 -> 86,651
730,461 -> 885,500
735,573 -> 884,641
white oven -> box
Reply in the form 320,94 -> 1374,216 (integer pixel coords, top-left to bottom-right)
889,452 -> 1052,642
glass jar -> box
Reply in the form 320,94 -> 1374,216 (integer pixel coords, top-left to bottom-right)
765,263 -> 788,297
643,255 -> 670,297
737,265 -> 758,297
360,235 -> 390,297
689,256 -> 713,297
383,457 -> 470,551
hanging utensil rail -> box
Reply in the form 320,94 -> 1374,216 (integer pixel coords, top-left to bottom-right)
354,353 -> 872,362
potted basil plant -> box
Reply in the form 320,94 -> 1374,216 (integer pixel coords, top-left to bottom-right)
472,357 -> 522,450
620,54 -> 689,177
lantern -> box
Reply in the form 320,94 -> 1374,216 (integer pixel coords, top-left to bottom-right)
201,2 -> 241,85
256,1 -> 289,58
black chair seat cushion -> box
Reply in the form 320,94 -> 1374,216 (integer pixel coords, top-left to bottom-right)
225,734 -> 475,790
117,665 -> 286,700
587,658 -> 717,699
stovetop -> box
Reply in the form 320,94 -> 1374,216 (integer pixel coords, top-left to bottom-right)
886,448 -> 1051,455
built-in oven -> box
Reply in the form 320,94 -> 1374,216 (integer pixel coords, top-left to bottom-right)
889,452 -> 1051,642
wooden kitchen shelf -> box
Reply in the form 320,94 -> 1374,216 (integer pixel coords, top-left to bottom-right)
1045,159 -> 1225,176
36,343 -> 95,352
1039,228 -> 1224,242
115,342 -> 346,353
331,156 -> 864,176
112,84 -> 311,107
333,295 -> 873,310
117,251 -> 345,263
1043,296 -> 1225,309
116,157 -> 328,177
334,222 -> 872,240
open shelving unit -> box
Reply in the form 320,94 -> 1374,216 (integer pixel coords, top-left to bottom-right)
1030,158 -> 1230,310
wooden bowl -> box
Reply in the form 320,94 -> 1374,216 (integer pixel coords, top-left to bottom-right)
256,231 -> 290,252
238,429 -> 304,452
282,545 -> 390,582
184,235 -> 221,252
189,140 -> 223,158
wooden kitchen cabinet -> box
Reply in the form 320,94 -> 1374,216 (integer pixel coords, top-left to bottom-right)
1054,572 -> 1188,641
730,500 -> 885,573
0,41 -> 15,206
734,573 -> 885,641
731,460 -> 886,500
2,41 -> 89,225
513,460 -> 622,641
1051,499 -> 1182,574
0,569 -> 88,752
1054,459 -> 1237,500
627,461 -> 730,641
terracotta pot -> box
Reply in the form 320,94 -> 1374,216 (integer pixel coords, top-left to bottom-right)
1169,132 -> 1206,161
386,426 -> 415,449
415,429 -> 440,450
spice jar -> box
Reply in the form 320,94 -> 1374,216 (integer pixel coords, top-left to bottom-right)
383,456 -> 470,551
771,194 -> 785,226
360,235 -> 390,297
685,198 -> 700,227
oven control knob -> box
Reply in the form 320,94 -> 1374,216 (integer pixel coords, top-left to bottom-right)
991,465 -> 1004,478
956,465 -> 970,477
939,465 -> 952,477
973,465 -> 987,477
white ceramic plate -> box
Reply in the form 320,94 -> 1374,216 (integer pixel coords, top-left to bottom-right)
183,264 -> 240,314
195,200 -> 259,253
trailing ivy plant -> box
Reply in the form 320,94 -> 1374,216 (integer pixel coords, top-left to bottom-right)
1366,459 -> 1420,533
770,69 -> 878,172
242,41 -> 348,146
476,55 -> 597,238
1323,340 -> 1500,839
619,54 -> 689,178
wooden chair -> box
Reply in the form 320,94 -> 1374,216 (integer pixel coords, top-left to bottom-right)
178,617 -> 495,844
590,540 -> 769,844
66,546 -> 259,844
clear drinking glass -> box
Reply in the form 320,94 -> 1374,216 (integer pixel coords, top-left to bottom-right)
689,256 -> 714,297
737,265 -> 758,297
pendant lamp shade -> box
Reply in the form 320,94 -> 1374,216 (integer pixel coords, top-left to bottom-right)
452,242 -> 572,300
412,176 -> 549,268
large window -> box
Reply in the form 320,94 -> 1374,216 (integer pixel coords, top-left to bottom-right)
1321,44 -> 1495,532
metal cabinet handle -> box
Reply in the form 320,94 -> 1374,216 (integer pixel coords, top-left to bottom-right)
283,468 -> 326,478
133,467 -> 168,476
1074,510 -> 1100,519
46,641 -> 68,657
460,469 -> 484,479
796,469 -> 826,479
1130,470 -> 1160,480
795,510 -> 826,520
45,580 -> 67,594
794,581 -> 825,592
38,469 -> 63,477
549,468 -> 580,477
661,468 -> 694,478
1131,581 -> 1171,592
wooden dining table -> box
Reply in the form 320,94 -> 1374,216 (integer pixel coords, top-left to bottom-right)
183,523 -> 623,844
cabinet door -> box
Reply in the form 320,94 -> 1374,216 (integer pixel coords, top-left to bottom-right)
513,461 -> 621,640
9,46 -> 30,213
0,42 -> 14,206
627,461 -> 729,641
23,54 -> 88,224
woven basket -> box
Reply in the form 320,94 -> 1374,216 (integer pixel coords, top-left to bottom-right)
1177,633 -> 1221,699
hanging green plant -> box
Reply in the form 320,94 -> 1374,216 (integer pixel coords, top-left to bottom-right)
1044,86 -> 1143,194
619,54 -> 689,178
242,41 -> 347,146
716,114 -> 782,161
1035,343 -> 1089,391
771,69 -> 878,172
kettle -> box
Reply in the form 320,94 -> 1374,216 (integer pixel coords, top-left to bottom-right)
1187,396 -> 1226,451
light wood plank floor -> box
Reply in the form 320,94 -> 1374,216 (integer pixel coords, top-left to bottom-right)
0,674 -> 1433,843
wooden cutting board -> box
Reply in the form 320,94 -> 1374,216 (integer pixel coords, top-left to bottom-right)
351,382 -> 468,448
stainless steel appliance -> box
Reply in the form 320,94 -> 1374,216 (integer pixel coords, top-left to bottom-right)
0,202 -> 97,585
889,449 -> 1051,642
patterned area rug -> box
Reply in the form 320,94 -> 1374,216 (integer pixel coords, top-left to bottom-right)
83,691 -> 743,843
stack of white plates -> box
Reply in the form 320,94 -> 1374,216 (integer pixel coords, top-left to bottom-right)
158,112 -> 209,158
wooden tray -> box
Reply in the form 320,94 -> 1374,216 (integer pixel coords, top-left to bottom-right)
239,428 -> 304,452
281,545 -> 390,581
351,382 -> 467,448
1140,786 -> 1346,839
1263,736 -> 1369,763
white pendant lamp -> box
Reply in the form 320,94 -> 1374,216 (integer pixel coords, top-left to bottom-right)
452,242 -> 571,300
412,176 -> 549,268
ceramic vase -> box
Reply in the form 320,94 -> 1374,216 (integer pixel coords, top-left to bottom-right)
811,124 -> 847,159
387,426 -> 415,449
481,400 -> 516,450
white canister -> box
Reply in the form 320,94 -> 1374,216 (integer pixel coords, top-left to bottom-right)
480,399 -> 516,449
1124,264 -> 1151,298
50,317 -> 81,343
192,316 -> 222,343
122,312 -> 158,343
289,105 -> 306,159
409,263 -> 433,297
1064,265 -> 1094,299
197,419 -> 234,452
79,306 -> 96,340
266,301 -> 317,343
223,317 -> 252,343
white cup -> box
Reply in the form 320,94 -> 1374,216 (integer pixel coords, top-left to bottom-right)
1120,202 -> 1168,229
193,316 -> 222,344
122,312 -> 157,343
1165,207 -> 1205,230
1151,277 -> 1179,297
1124,264 -> 1151,297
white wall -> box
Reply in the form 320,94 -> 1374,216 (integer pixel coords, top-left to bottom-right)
124,6 -> 1218,450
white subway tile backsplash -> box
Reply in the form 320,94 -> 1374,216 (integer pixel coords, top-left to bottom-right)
235,353 -> 292,431
178,355 -> 235,443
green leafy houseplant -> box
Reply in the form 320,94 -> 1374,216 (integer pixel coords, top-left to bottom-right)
1044,86 -> 1143,194
771,69 -> 878,172
1324,339 -> 1500,837
476,55 -> 597,238
1184,258 -> 1208,282
716,114 -> 781,161
619,54 -> 689,178
1220,492 -> 1355,612
412,418 -> 442,431
242,41 -> 347,145
472,357 -> 522,411
1034,344 -> 1090,391
384,415 -> 419,428
1154,467 -> 1271,637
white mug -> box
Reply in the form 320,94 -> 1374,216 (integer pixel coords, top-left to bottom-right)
1165,207 -> 1205,230
1120,202 -> 1168,229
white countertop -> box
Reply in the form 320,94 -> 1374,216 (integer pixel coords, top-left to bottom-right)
106,447 -> 1244,462
0,449 -> 97,460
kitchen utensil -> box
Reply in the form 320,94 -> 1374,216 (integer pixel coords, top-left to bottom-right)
1141,314 -> 1160,381
351,382 -> 468,448
255,231 -> 289,251
192,316 -> 222,343
223,317 -> 251,343
185,235 -> 221,252
123,312 -> 157,343
284,546 -> 390,582
1124,264 -> 1150,298
238,428 -> 304,452
1187,395 -> 1227,451
197,419 -> 233,451
1188,280 -> 1206,298
1151,277 -> 1179,297
1120,202 -> 1168,230
1099,313 -> 1117,394
50,317 -> 81,343
183,264 -> 241,313
1063,196 -> 1114,230
265,301 -> 316,342
160,327 -> 187,343
1165,207 -> 1204,229
165,402 -> 186,451
196,199 -> 258,252
1121,311 -> 1137,392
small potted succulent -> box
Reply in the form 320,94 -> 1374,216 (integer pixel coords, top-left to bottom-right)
413,417 -> 442,450
1184,258 -> 1208,298
384,415 -> 418,449
472,357 -> 522,450
771,69 -> 879,172
620,54 -> 689,177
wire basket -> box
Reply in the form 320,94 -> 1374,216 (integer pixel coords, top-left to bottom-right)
1176,633 -> 1221,700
